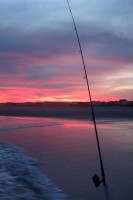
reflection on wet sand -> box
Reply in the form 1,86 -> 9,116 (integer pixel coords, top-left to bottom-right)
0,116 -> 133,200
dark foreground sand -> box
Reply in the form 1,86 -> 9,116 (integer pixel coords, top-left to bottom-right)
0,105 -> 133,120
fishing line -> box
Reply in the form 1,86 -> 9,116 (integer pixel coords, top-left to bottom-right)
66,1 -> 110,198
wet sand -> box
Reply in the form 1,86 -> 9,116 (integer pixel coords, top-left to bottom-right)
0,105 -> 133,120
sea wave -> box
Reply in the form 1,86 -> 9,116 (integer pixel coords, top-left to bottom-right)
0,142 -> 67,200
0,122 -> 62,131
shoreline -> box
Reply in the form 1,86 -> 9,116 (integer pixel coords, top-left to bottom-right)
0,105 -> 133,120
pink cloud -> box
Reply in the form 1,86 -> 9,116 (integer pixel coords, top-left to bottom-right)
0,50 -> 133,102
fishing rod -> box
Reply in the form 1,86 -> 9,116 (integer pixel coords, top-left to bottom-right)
66,1 -> 110,199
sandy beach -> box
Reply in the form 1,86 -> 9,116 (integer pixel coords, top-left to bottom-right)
0,112 -> 133,200
0,105 -> 133,120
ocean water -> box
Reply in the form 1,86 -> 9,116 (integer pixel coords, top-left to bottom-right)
0,116 -> 133,200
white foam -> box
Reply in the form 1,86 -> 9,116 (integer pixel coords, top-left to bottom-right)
0,122 -> 62,131
0,142 -> 68,200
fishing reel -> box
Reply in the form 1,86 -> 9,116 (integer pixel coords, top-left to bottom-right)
92,174 -> 105,187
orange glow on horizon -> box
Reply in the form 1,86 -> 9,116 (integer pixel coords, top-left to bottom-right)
0,94 -> 120,103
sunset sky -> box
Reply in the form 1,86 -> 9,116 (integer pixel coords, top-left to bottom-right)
0,0 -> 133,102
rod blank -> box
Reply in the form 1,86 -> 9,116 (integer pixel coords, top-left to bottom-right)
66,1 -> 110,199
